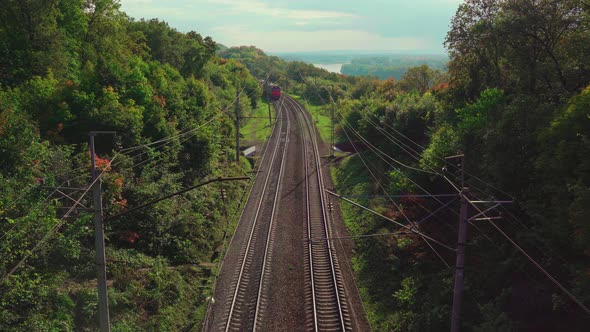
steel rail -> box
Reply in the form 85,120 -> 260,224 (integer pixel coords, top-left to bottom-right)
286,95 -> 348,331
296,98 -> 319,331
202,98 -> 281,332
253,99 -> 290,329
224,102 -> 289,331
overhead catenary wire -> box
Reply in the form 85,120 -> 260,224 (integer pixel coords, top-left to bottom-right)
326,190 -> 456,252
357,90 -> 590,315
337,111 -> 440,175
202,93 -> 279,330
0,121 -> 202,249
300,71 -> 493,246
486,218 -> 590,315
337,112 -> 452,267
299,71 -> 590,317
498,205 -> 570,266
2,86 -> 245,219
120,85 -> 246,154
299,70 -> 588,311
1,184 -> 39,217
5,78 -> 274,236
3,110 -> 239,279
338,101 -> 590,317
363,109 -> 590,315
358,109 -> 517,227
337,102 -> 490,244
1,89 -> 249,276
355,107 -> 472,196
300,71 -> 456,218
359,111 -> 439,171
1,134 -> 187,243
336,110 -> 495,243
349,109 -> 503,243
365,109 -> 515,200
0,185 -> 68,251
298,71 -> 458,262
337,112 -> 452,208
1,153 -> 119,284
295,73 -> 504,324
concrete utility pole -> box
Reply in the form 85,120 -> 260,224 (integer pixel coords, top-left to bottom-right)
267,96 -> 272,126
89,131 -> 116,332
267,84 -> 272,127
449,153 -> 466,332
236,89 -> 240,164
451,187 -> 469,332
448,153 -> 512,332
330,89 -> 335,159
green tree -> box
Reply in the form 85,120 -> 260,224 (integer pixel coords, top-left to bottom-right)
399,65 -> 443,94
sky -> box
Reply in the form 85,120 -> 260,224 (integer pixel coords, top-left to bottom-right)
119,0 -> 464,54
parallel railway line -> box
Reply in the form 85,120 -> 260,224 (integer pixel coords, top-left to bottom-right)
222,102 -> 289,331
207,95 -> 353,331
285,95 -> 351,331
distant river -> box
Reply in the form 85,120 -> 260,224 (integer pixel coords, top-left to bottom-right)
313,63 -> 344,74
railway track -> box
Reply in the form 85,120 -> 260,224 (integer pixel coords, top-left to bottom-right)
207,95 -> 353,331
285,95 -> 352,331
220,100 -> 290,331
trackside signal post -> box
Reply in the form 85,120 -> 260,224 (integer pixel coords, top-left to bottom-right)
89,131 -> 116,332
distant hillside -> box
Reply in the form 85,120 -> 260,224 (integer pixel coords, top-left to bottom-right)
270,51 -> 358,64
341,54 -> 448,79
271,51 -> 448,79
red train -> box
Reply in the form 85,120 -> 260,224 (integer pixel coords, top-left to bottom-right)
270,86 -> 281,101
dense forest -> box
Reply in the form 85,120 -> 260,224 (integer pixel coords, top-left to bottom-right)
1,0 -> 590,330
0,0 -> 262,330
329,2 -> 590,324
220,0 -> 590,330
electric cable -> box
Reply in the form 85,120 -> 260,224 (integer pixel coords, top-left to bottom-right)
301,71 -> 494,245
487,218 -> 590,315
0,124 -> 201,249
300,72 -> 461,239
293,77 -> 456,263
1,153 -> 119,284
1,89 -> 247,265
299,71 -> 590,318
367,110 -> 515,200
338,114 -> 451,267
295,74 -> 509,324
202,96 -> 281,330
338,110 -> 495,243
120,85 -> 246,154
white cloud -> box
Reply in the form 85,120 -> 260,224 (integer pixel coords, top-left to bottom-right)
118,0 -> 455,53
208,0 -> 356,23
212,26 -> 433,52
